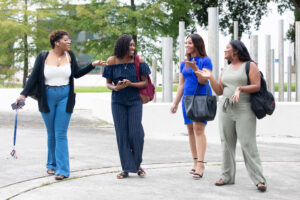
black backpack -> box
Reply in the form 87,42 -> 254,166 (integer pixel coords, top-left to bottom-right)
245,61 -> 275,119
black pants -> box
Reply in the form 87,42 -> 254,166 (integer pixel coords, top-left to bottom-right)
112,102 -> 144,173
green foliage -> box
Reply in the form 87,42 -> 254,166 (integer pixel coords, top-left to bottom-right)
0,0 -> 69,85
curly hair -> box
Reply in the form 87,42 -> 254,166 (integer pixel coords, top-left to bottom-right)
114,34 -> 135,59
186,34 -> 207,61
49,30 -> 70,49
228,40 -> 253,64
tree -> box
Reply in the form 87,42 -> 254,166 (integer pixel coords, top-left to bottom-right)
276,0 -> 300,42
0,0 -> 68,86
67,0 -> 193,66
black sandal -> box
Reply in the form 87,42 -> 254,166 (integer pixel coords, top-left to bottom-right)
55,175 -> 66,180
215,179 -> 226,186
47,169 -> 55,175
193,161 -> 206,179
117,171 -> 129,179
137,167 -> 146,177
189,158 -> 197,174
257,183 -> 267,192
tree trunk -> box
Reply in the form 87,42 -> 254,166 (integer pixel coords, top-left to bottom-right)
23,33 -> 28,87
22,0 -> 28,87
130,0 -> 137,45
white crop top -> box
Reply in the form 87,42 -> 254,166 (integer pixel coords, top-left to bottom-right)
44,51 -> 71,86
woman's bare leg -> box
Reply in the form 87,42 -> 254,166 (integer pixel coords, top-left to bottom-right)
187,123 -> 197,171
193,122 -> 207,176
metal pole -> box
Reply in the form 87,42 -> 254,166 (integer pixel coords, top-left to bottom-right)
208,7 -> 219,81
296,22 -> 300,101
287,56 -> 292,101
270,49 -> 275,95
290,42 -> 295,66
162,37 -> 173,102
278,19 -> 284,101
152,58 -> 157,102
234,21 -> 238,40
250,35 -> 258,62
179,21 -> 185,63
265,35 -> 271,90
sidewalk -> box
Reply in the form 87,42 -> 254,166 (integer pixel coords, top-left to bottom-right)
0,89 -> 299,199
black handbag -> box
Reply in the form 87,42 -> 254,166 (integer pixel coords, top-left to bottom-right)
184,82 -> 217,122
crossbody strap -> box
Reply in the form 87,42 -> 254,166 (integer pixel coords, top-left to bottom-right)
134,55 -> 141,81
245,61 -> 251,85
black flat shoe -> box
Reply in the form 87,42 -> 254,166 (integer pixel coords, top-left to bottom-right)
47,169 -> 55,175
137,167 -> 146,177
55,175 -> 66,180
215,179 -> 226,186
117,171 -> 129,179
257,183 -> 267,192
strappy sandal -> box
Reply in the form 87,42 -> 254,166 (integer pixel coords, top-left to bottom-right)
47,169 -> 55,175
189,158 -> 198,174
137,167 -> 146,177
215,179 -> 226,186
193,161 -> 206,179
257,182 -> 267,192
55,175 -> 66,180
117,171 -> 129,179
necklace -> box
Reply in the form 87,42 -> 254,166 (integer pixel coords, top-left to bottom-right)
52,50 -> 64,67
123,63 -> 129,69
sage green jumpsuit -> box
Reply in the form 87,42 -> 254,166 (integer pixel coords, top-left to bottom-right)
219,62 -> 266,185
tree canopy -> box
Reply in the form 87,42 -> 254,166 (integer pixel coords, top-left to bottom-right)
0,0 -> 297,85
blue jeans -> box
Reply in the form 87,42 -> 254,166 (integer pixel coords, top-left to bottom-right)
41,85 -> 71,177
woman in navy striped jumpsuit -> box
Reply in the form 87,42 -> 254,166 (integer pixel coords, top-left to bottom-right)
102,35 -> 151,179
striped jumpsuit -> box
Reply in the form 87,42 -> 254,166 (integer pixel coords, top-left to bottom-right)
103,62 -> 151,173
219,62 -> 267,186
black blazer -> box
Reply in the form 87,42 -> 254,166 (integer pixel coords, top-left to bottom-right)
21,50 -> 95,113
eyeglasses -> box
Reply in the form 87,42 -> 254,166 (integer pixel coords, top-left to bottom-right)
64,39 -> 71,43
60,38 -> 71,43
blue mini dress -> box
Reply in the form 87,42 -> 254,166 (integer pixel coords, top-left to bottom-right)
180,56 -> 213,125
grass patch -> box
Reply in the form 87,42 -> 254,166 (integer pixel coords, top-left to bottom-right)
74,86 -> 111,93
0,84 -> 22,88
274,83 -> 295,92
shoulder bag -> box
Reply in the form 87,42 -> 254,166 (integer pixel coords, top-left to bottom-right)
184,82 -> 217,122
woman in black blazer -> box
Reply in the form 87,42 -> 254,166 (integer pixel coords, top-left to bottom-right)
16,30 -> 105,180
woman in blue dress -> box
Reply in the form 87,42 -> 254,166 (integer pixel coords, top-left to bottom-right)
102,34 -> 151,179
171,33 -> 213,179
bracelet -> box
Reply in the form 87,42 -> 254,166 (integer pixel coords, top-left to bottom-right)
238,86 -> 243,92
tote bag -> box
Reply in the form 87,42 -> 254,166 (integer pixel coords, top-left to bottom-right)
184,82 -> 217,122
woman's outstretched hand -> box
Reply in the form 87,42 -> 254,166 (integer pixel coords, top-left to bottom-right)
184,58 -> 198,72
196,69 -> 211,80
92,60 -> 106,67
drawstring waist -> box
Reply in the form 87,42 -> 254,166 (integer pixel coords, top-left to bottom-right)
222,97 -> 234,112
221,96 -> 251,113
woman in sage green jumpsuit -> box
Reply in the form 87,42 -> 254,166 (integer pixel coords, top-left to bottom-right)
196,40 -> 267,192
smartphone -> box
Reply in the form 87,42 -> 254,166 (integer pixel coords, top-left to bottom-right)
11,100 -> 25,110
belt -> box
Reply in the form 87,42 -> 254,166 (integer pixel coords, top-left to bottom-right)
45,84 -> 68,87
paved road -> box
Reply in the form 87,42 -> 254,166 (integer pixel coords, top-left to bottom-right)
0,109 -> 299,200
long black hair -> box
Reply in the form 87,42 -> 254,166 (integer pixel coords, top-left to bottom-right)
186,34 -> 207,60
228,40 -> 254,64
114,34 -> 136,59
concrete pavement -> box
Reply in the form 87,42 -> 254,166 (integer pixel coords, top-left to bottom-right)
0,89 -> 300,199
